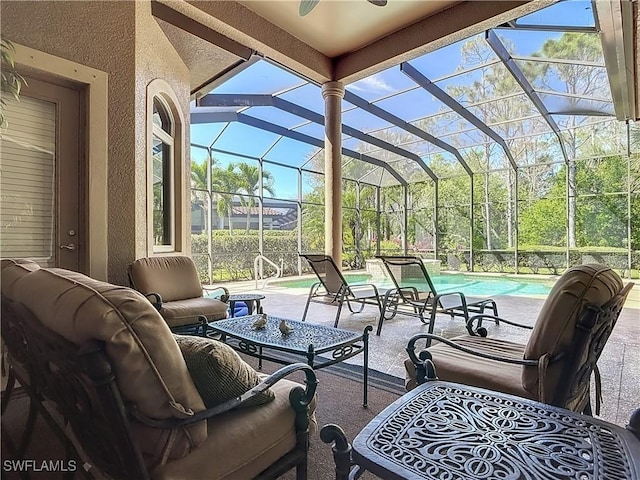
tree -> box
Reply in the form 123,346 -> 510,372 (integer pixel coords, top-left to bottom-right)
236,163 -> 275,232
191,154 -> 221,233
301,186 -> 325,252
574,155 -> 628,247
212,164 -> 241,232
190,159 -> 208,191
518,176 -> 566,247
538,33 -> 611,247
446,35 -> 548,250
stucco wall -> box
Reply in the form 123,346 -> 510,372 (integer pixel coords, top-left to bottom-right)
1,0 -> 190,285
135,0 -> 191,260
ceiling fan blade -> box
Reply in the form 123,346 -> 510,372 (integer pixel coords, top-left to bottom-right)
299,0 -> 320,16
367,0 -> 388,5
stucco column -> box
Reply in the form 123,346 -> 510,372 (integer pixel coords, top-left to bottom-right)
322,81 -> 345,269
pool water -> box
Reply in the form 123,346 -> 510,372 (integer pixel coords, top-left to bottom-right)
276,273 -> 554,297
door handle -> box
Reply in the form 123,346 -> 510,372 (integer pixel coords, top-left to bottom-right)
60,243 -> 77,251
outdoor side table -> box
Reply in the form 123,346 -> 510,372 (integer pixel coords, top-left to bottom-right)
227,293 -> 266,317
330,381 -> 640,479
208,315 -> 372,406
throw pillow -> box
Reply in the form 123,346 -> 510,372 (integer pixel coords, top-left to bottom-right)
173,334 -> 275,409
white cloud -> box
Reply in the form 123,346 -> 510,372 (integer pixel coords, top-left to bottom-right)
349,75 -> 394,94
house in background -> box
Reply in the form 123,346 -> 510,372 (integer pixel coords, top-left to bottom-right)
1,0 -> 638,285
191,197 -> 298,233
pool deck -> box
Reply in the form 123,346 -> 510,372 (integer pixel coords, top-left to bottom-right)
223,273 -> 639,428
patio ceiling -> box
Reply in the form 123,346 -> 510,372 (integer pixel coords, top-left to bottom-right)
156,0 -> 638,186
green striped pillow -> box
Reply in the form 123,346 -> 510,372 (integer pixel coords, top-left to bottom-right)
173,335 -> 275,409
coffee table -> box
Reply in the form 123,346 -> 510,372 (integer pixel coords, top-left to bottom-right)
227,293 -> 265,317
208,315 -> 372,406
321,381 -> 640,479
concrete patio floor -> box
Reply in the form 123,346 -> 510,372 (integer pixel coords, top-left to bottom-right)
224,273 -> 639,428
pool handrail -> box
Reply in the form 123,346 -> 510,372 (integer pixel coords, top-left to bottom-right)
254,254 -> 281,289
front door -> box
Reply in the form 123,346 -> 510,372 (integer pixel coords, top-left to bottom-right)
0,75 -> 84,271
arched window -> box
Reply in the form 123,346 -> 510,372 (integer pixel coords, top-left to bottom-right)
152,98 -> 174,248
147,80 -> 184,254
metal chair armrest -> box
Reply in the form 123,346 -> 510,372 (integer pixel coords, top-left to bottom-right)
433,291 -> 465,303
406,332 -> 539,384
347,283 -> 380,297
433,291 -> 468,312
319,424 -> 360,480
466,314 -> 534,336
144,292 -> 162,310
395,286 -> 420,302
308,281 -> 323,294
131,363 -> 318,428
202,285 -> 230,302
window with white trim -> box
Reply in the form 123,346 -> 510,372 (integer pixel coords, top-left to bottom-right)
147,80 -> 184,254
152,98 -> 174,249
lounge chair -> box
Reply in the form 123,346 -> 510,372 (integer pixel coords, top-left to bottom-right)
300,254 -> 383,329
377,255 -> 498,337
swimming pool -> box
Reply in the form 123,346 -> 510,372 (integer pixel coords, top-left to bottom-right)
275,273 -> 555,297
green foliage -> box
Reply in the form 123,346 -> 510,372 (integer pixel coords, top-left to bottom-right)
379,240 -> 402,255
519,197 -> 566,246
191,158 -> 278,232
517,155 -> 636,250
1,38 -> 27,128
191,230 -> 313,283
301,202 -> 324,251
191,159 -> 208,191
189,33 -> 639,278
236,162 -> 275,232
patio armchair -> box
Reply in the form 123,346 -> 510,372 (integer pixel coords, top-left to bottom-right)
128,255 -> 229,335
377,255 -> 498,336
300,254 -> 383,329
404,263 -> 634,414
1,258 -> 318,480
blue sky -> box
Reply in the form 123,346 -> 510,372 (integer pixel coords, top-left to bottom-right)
190,0 -> 601,199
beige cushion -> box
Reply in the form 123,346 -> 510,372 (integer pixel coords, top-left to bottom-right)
129,256 -> 204,302
0,261 -> 207,462
405,336 -> 528,399
129,256 -> 228,327
174,335 -> 275,408
153,378 -> 317,480
160,297 -> 228,327
1,259 -> 42,388
522,264 -> 623,399
0,258 -> 41,297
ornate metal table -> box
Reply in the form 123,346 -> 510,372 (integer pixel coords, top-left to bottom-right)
322,381 -> 640,479
208,315 -> 372,406
227,293 -> 266,317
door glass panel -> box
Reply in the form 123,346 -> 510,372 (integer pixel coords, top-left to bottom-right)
1,95 -> 56,266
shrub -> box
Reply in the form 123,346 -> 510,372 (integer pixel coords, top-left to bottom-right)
191,231 -> 313,282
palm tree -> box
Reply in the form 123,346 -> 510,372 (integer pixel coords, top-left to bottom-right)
191,154 -> 221,232
190,160 -> 208,234
190,160 -> 208,191
213,163 -> 241,232
236,163 -> 276,232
